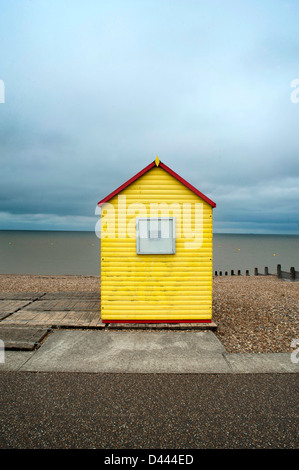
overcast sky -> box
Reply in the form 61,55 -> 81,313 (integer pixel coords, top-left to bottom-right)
0,0 -> 298,233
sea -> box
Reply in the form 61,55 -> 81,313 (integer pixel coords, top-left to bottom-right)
0,230 -> 298,276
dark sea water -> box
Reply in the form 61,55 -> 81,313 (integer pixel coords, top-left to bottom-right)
0,230 -> 298,276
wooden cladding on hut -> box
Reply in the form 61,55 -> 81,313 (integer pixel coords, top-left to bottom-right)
98,158 -> 216,323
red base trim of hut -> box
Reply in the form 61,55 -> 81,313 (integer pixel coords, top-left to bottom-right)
102,319 -> 212,323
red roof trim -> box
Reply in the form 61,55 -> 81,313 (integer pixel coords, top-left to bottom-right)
98,161 -> 156,206
159,162 -> 216,208
98,160 -> 216,208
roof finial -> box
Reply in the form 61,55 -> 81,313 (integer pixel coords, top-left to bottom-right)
155,156 -> 160,167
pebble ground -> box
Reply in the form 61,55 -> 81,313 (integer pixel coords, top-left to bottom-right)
213,276 -> 299,353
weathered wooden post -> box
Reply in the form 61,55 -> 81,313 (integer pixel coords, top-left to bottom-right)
264,267 -> 269,276
238,270 -> 241,276
277,264 -> 282,279
290,267 -> 296,281
254,267 -> 258,276
246,270 -> 249,276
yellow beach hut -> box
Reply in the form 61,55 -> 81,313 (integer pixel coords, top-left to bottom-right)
98,157 -> 216,323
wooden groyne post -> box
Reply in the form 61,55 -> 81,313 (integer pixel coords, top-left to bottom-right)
214,264 -> 297,280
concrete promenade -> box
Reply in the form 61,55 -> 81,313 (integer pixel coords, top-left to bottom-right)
1,329 -> 298,374
0,291 -> 298,374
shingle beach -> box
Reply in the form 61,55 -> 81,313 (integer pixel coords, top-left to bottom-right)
0,274 -> 298,354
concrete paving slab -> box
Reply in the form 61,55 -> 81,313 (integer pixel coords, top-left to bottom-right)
20,329 -> 230,373
0,326 -> 50,350
0,350 -> 35,371
226,353 -> 299,373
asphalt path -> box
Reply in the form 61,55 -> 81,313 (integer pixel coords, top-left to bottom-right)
0,371 -> 298,449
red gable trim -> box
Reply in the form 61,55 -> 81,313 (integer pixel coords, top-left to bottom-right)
98,161 -> 155,206
159,162 -> 216,208
98,160 -> 216,208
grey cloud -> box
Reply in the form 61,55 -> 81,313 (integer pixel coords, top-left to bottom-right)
0,0 -> 298,233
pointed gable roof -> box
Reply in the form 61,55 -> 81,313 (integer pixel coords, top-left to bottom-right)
98,157 -> 216,208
